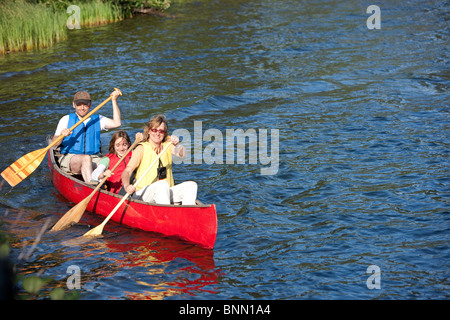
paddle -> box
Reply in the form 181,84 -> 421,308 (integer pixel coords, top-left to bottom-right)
1,88 -> 122,187
50,135 -> 141,231
83,142 -> 173,237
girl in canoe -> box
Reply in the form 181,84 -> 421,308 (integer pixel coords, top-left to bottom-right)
121,115 -> 197,205
91,130 -> 142,193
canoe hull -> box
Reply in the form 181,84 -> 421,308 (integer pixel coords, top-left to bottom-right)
48,149 -> 217,249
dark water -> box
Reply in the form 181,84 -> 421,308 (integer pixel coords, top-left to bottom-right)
0,0 -> 449,299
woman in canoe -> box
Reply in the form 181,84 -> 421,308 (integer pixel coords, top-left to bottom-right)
91,130 -> 142,193
121,115 -> 197,205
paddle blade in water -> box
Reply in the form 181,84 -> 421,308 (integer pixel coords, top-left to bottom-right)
51,196 -> 92,231
83,224 -> 104,237
1,148 -> 47,187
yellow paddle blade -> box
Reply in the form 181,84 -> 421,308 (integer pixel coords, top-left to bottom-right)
51,196 -> 92,231
83,224 -> 104,237
1,148 -> 47,187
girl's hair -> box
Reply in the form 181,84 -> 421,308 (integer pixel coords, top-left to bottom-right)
143,114 -> 168,142
108,130 -> 131,154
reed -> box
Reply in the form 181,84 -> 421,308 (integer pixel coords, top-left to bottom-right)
0,0 -> 67,54
0,0 -> 124,55
78,0 -> 124,27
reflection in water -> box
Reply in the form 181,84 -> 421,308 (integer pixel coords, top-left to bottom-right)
0,0 -> 448,299
0,206 -> 220,299
101,235 -> 219,300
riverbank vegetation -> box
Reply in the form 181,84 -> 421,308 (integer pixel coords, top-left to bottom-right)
0,0 -> 173,55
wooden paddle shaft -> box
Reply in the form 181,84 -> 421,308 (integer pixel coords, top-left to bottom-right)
3,89 -> 121,181
89,136 -> 141,195
50,135 -> 140,231
28,95 -> 115,169
50,88 -> 121,150
92,142 -> 172,230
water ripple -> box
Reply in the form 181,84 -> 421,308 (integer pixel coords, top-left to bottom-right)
0,0 -> 449,300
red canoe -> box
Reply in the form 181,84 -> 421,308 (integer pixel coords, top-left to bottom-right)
48,148 -> 217,249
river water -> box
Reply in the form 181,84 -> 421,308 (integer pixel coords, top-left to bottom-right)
0,0 -> 449,300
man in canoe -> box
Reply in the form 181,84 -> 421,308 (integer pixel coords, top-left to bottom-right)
52,89 -> 122,182
121,114 -> 198,205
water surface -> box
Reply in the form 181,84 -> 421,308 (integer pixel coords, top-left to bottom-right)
0,0 -> 449,299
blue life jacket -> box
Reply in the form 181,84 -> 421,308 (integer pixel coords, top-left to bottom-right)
60,113 -> 101,155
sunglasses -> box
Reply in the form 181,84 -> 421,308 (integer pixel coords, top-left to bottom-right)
150,128 -> 167,134
75,99 -> 91,106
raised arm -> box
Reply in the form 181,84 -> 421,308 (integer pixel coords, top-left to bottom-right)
103,90 -> 121,130
168,135 -> 185,158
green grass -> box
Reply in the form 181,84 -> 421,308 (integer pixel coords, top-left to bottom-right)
0,0 -> 67,54
77,0 -> 124,27
0,0 -> 125,54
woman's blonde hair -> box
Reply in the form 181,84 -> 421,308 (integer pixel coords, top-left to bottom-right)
143,114 -> 168,142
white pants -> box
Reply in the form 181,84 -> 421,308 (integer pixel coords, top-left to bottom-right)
134,180 -> 198,205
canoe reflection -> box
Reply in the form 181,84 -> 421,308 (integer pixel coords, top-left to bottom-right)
86,229 -> 220,299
